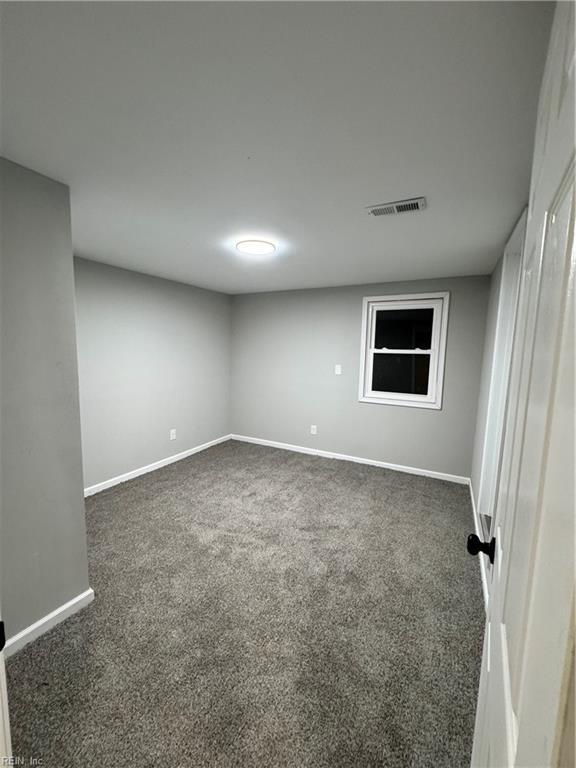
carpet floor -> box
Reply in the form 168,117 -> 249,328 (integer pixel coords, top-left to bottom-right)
7,440 -> 484,767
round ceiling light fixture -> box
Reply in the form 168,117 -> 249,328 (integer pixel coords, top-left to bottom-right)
235,239 -> 276,257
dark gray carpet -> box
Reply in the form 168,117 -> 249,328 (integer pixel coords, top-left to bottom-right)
7,440 -> 484,767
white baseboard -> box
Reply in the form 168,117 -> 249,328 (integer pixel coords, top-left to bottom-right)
84,434 -> 233,497
4,588 -> 95,657
468,480 -> 489,610
85,432 -> 469,496
230,434 -> 470,485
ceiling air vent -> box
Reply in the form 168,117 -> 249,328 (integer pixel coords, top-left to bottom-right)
367,197 -> 427,216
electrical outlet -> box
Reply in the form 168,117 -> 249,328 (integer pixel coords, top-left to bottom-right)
310,425 -> 317,435
169,429 -> 177,441
334,364 -> 342,375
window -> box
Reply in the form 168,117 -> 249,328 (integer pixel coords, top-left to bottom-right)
358,292 -> 450,409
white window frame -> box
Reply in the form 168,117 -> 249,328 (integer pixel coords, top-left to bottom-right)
358,292 -> 450,409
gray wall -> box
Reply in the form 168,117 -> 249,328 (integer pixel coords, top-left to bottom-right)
0,159 -> 90,636
231,277 -> 490,478
470,258 -> 503,497
74,259 -> 232,489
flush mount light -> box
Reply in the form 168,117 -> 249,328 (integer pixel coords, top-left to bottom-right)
235,239 -> 276,256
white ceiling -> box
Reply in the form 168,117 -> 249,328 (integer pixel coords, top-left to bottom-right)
1,2 -> 552,294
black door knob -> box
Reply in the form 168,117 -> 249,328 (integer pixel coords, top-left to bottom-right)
467,534 -> 496,565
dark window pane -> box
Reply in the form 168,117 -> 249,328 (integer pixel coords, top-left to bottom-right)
372,353 -> 430,395
374,308 -> 433,349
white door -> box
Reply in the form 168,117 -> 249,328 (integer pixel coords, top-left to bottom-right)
471,3 -> 575,766
476,217 -> 524,542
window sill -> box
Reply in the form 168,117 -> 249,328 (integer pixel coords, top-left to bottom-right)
358,395 -> 443,410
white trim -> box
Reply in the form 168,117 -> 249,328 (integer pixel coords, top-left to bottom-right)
84,434 -> 232,497
358,394 -> 444,409
230,434 -> 469,484
361,291 -> 451,304
358,292 -> 450,409
4,588 -> 95,658
469,479 -> 489,610
0,655 -> 11,758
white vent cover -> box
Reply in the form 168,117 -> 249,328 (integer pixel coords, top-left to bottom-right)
367,197 -> 427,216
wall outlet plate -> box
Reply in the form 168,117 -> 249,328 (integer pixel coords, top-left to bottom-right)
169,429 -> 177,441
310,425 -> 317,435
334,364 -> 342,375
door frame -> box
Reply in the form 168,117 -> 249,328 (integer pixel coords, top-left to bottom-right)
0,653 -> 11,759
